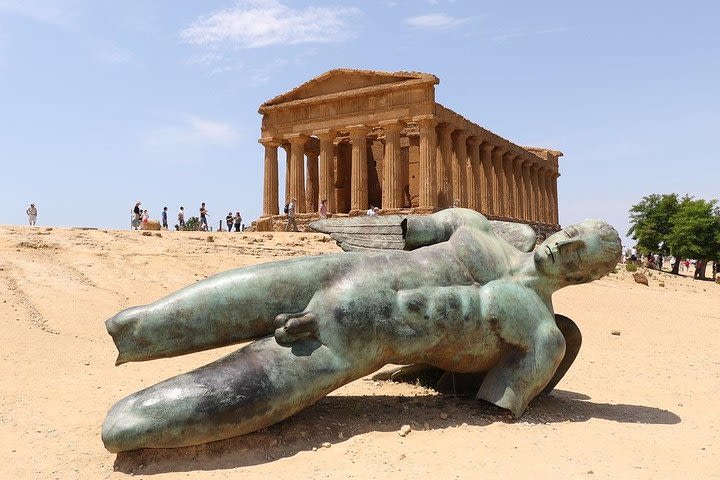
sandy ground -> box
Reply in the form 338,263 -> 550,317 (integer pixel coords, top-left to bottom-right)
0,225 -> 718,479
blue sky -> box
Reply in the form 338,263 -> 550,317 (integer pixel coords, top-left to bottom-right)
0,0 -> 717,246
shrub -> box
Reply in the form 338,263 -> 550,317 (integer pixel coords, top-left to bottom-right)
625,263 -> 638,272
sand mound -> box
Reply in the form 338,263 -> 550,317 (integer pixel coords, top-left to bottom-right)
0,225 -> 718,478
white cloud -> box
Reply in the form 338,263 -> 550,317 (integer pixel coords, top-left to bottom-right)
0,0 -> 74,26
141,115 -> 242,163
492,27 -> 571,43
180,0 -> 360,49
404,13 -> 467,29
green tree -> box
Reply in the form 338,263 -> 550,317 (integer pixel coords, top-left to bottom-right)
627,193 -> 679,255
183,216 -> 201,231
666,197 -> 720,280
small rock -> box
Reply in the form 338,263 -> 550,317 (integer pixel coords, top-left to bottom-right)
207,236 -> 214,243
398,425 -> 412,437
321,442 -> 332,448
632,272 -> 648,286
587,470 -> 594,475
658,282 -> 665,287
611,330 -> 621,336
439,412 -> 448,420
312,447 -> 318,451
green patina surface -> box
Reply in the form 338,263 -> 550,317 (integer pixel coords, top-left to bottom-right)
102,208 -> 621,452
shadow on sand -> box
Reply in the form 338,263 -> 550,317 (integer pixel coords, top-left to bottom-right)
112,388 -> 680,475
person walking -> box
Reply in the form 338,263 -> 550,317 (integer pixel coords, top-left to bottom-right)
161,207 -> 169,230
26,203 -> 38,226
200,203 -> 209,231
177,207 -> 185,229
226,212 -> 234,232
233,212 -> 242,232
285,198 -> 298,232
319,199 -> 328,219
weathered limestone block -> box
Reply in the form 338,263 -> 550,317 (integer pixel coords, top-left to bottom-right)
633,272 -> 649,286
141,220 -> 161,231
254,217 -> 274,232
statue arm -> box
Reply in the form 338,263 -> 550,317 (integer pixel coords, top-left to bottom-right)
404,208 -> 489,250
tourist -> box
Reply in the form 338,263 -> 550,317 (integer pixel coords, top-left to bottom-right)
26,203 -> 38,226
319,199 -> 328,219
226,212 -> 234,232
161,207 -> 168,230
131,202 -> 141,230
285,198 -> 298,232
142,209 -> 149,225
200,203 -> 209,231
177,206 -> 185,229
366,206 -> 378,216
233,212 -> 242,232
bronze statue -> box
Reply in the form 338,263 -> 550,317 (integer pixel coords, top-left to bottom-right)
102,208 -> 621,452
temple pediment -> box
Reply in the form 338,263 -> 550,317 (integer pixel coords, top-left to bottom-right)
261,68 -> 438,107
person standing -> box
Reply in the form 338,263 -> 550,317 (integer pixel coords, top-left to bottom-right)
131,202 -> 142,230
177,207 -> 185,229
200,203 -> 209,231
233,211 -> 242,232
26,203 -> 38,226
319,199 -> 328,219
285,198 -> 298,232
226,212 -> 234,232
161,207 -> 169,230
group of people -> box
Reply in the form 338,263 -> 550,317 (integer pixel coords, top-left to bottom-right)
131,202 -> 243,232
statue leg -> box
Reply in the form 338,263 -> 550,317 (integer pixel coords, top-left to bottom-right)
476,323 -> 565,417
106,254 -> 361,364
102,336 -> 369,452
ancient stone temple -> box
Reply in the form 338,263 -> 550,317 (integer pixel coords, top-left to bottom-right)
258,69 -> 562,231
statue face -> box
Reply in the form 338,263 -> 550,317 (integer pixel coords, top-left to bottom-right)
534,221 -> 611,284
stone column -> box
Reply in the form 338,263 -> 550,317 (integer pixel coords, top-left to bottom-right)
544,171 -> 555,225
316,130 -> 336,214
451,129 -> 469,207
466,137 -> 480,211
348,125 -> 370,212
538,167 -> 548,224
491,146 -> 506,217
530,164 -> 541,222
552,172 -> 560,224
281,144 -> 291,204
512,154 -> 523,220
379,120 -> 404,209
260,139 -> 280,216
287,134 -> 308,213
546,169 -> 554,224
480,143 -> 494,215
520,159 -> 532,221
306,150 -> 319,214
502,151 -> 515,218
416,116 -> 438,209
435,123 -> 453,209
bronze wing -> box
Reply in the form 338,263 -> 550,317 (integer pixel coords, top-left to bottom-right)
309,215 -> 537,253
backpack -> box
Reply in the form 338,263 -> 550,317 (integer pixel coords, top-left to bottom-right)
283,204 -> 289,214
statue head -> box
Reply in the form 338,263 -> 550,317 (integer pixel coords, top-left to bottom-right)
534,220 -> 621,286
